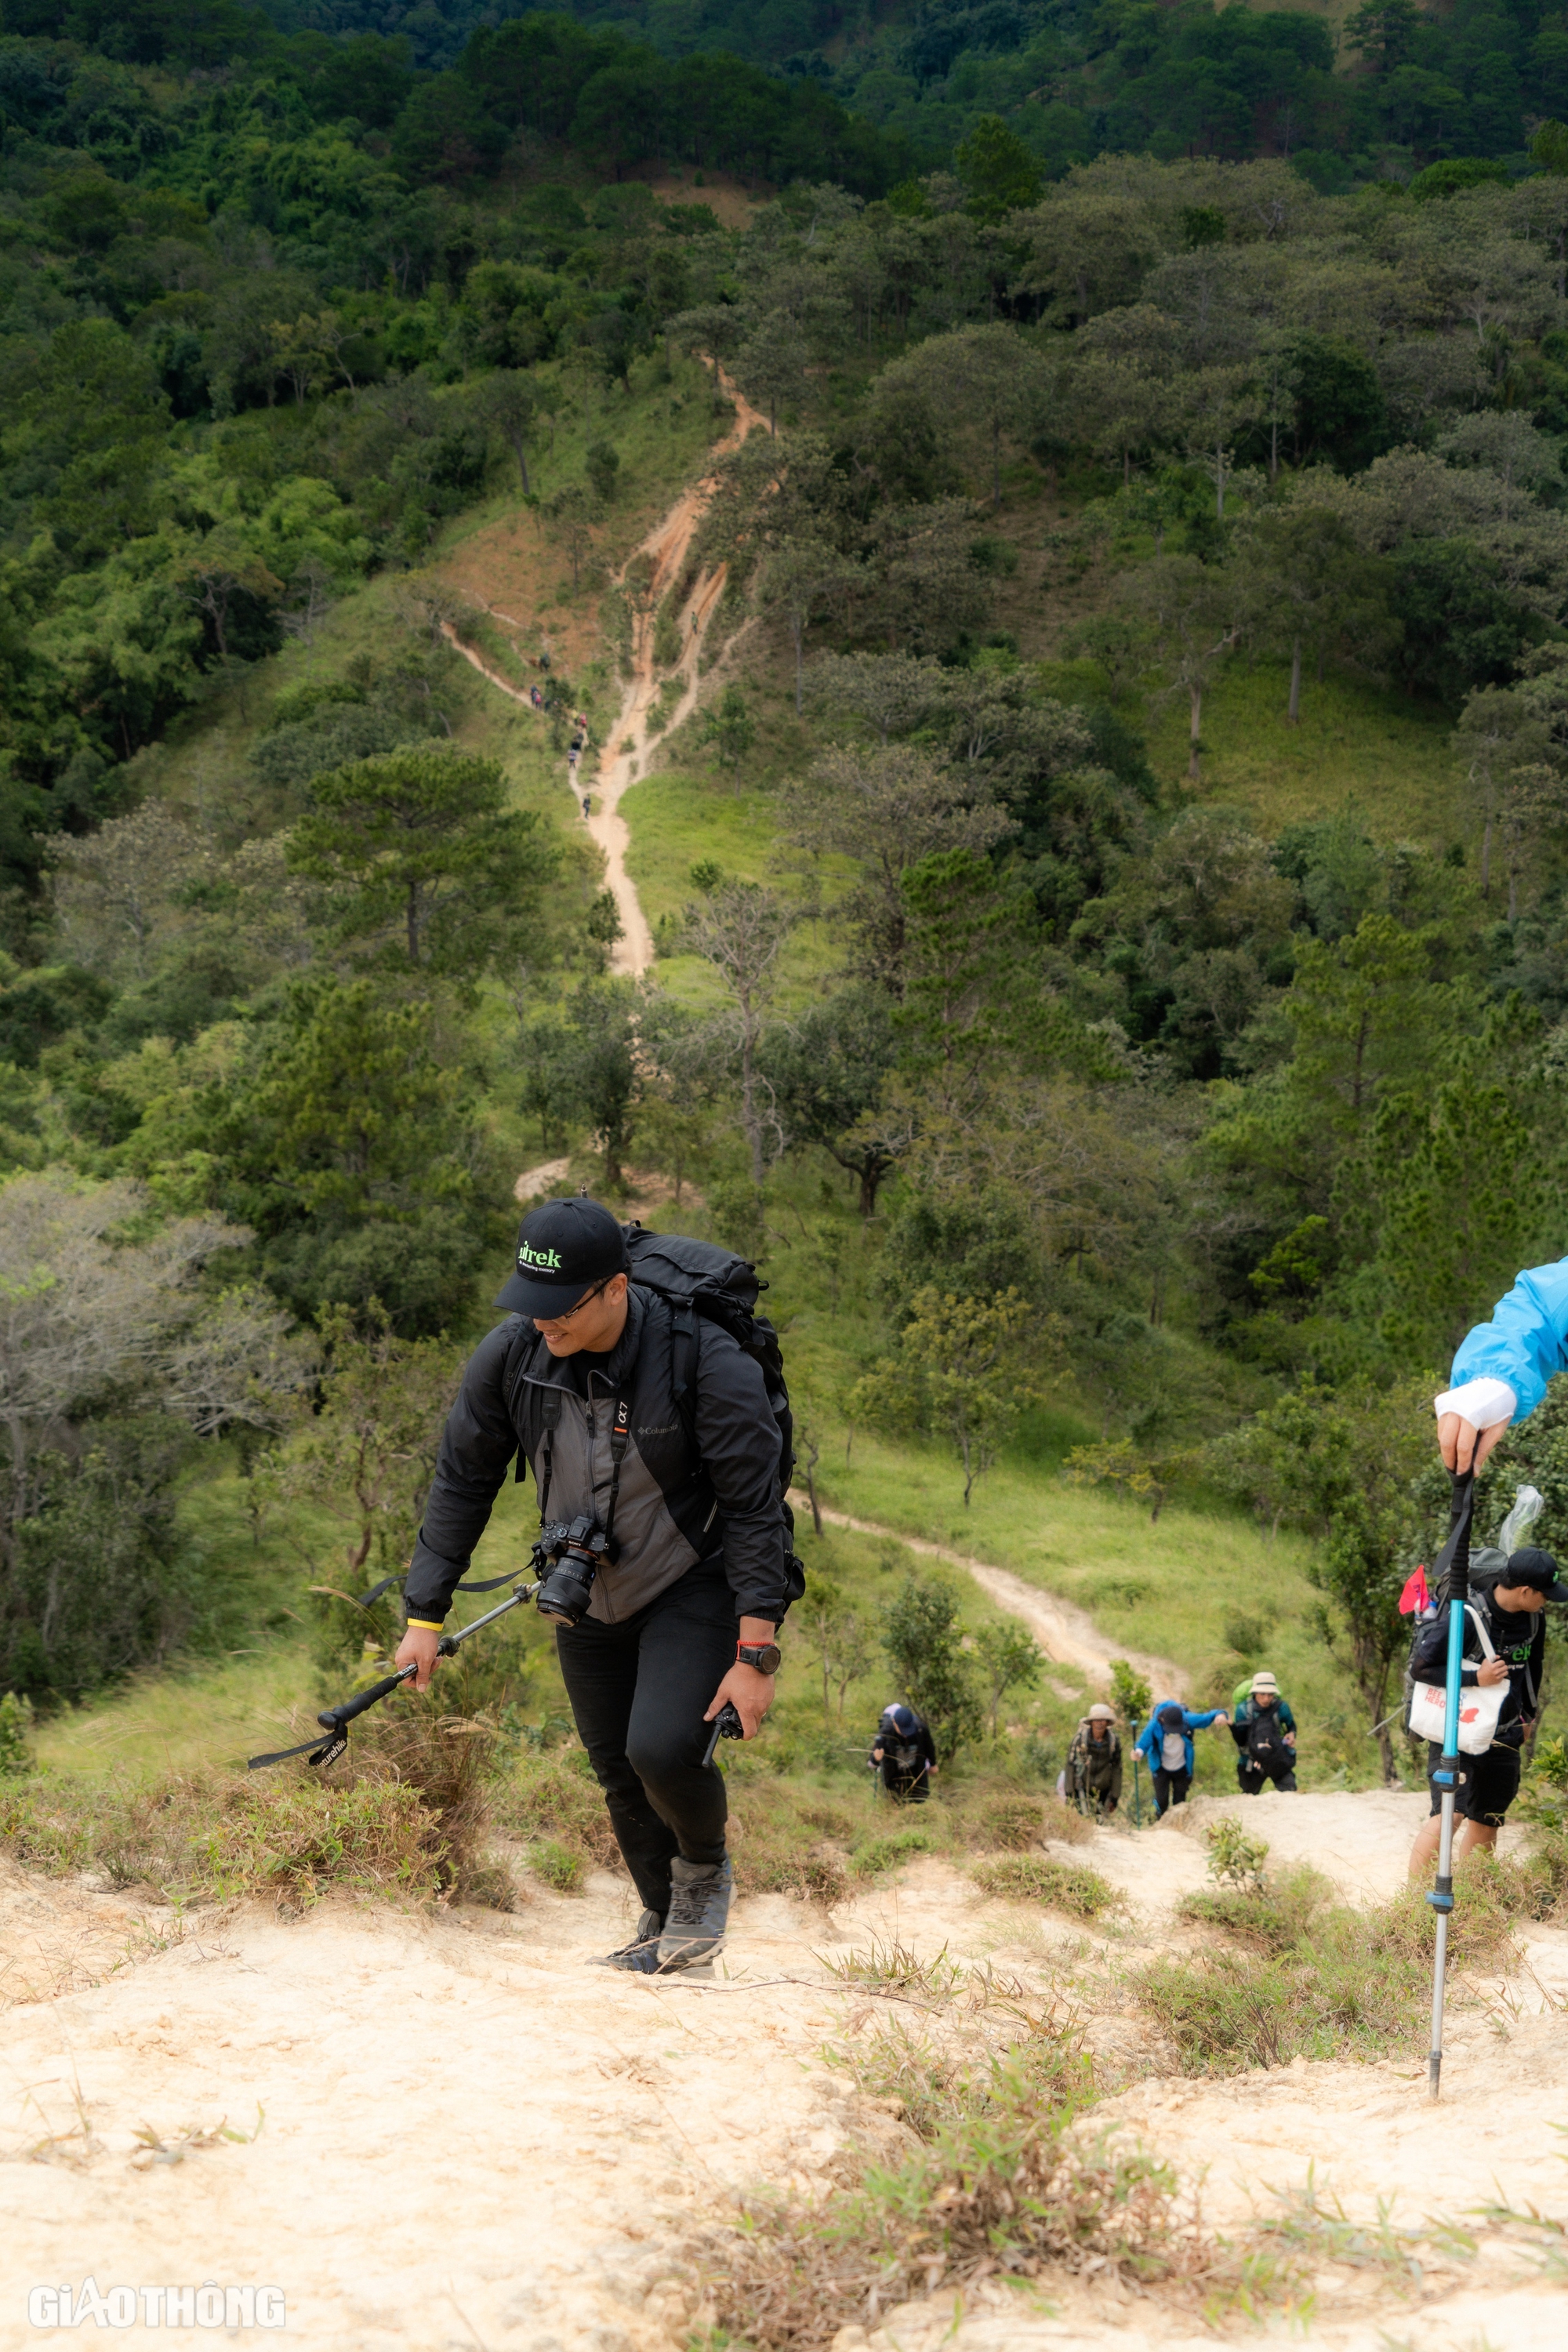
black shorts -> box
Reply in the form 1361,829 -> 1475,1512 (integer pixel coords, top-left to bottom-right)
1428,1740 -> 1521,1828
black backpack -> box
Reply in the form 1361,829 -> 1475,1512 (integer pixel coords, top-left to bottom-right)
623,1223 -> 804,1606
1247,1705 -> 1292,1769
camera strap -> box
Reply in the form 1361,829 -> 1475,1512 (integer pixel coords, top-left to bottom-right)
535,1388 -> 563,1524
602,1396 -> 632,1554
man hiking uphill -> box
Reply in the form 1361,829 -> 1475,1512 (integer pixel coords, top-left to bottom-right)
869,1702 -> 936,1802
1406,1544 -> 1562,1878
1067,1703 -> 1122,1819
1230,1671 -> 1298,1794
394,1197 -> 793,1975
1134,1699 -> 1228,1816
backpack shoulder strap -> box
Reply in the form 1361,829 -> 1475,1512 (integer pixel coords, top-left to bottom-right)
669,1301 -> 701,1451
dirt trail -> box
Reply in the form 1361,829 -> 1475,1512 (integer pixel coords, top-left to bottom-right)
792,1493 -> 1183,1697
445,361 -> 766,979
586,361 -> 768,977
5,1802 -> 1567,2350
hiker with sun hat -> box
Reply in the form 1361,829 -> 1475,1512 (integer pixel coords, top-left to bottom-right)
1229,1671 -> 1298,1795
1067,1702 -> 1123,1819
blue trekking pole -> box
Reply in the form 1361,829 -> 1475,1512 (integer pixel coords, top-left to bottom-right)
1426,1468 -> 1474,2102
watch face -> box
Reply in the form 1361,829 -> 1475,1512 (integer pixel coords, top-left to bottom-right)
743,1644 -> 782,1674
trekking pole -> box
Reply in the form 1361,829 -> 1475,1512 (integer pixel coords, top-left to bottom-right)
1426,1468 -> 1475,2101
1131,1717 -> 1143,1826
701,1700 -> 744,1769
247,1581 -> 539,1770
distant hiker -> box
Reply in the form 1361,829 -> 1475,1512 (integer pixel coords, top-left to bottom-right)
530,684 -> 543,710
1229,1671 -> 1298,1795
582,794 -> 592,818
870,1702 -> 936,1803
1134,1699 -> 1228,1817
539,648 -> 551,672
1406,1545 -> 1566,1880
394,1196 -> 796,1975
1067,1703 -> 1122,1820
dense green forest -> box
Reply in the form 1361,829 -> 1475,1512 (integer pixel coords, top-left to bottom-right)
8,0 -> 1568,1808
248,0 -> 1568,184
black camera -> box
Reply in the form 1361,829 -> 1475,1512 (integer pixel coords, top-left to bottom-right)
532,1515 -> 617,1626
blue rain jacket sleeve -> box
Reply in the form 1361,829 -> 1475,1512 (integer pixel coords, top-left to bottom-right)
1450,1260 -> 1568,1423
1134,1704 -> 1221,1776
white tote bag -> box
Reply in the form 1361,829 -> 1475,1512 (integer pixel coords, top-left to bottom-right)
1407,1606 -> 1508,1755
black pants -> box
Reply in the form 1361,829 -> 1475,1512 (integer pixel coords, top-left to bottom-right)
1152,1765 -> 1190,1815
1239,1759 -> 1298,1794
879,1761 -> 929,1803
1427,1739 -> 1521,1827
555,1560 -> 734,1916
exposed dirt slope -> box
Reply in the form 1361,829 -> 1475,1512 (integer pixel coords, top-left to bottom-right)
5,1795 -> 1567,2350
444,361 -> 766,978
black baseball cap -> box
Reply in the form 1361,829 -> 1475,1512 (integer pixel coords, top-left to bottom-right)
495,1196 -> 629,1319
1504,1546 -> 1568,1601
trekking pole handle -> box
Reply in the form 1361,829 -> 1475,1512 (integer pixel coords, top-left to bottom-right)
318,1666 -> 416,1732
702,1700 -> 744,1769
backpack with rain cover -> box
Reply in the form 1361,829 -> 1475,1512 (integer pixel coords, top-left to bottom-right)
1247,1705 -> 1293,1772
623,1223 -> 805,1610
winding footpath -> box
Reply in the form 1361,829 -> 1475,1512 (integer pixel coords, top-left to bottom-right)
788,1491 -> 1184,1697
444,359 -> 768,976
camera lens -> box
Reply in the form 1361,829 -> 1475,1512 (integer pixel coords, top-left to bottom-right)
535,1552 -> 596,1626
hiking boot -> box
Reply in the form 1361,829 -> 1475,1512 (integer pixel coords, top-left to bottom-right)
656,1855 -> 732,1972
593,1908 -> 665,1972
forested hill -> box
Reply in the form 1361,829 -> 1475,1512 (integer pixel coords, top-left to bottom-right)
250,0 -> 1568,186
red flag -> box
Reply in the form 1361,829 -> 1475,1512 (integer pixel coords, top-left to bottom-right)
1399,1564 -> 1430,1616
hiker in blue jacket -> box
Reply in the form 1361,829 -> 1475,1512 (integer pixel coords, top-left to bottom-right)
1134,1700 -> 1228,1816
1436,1258 -> 1568,1472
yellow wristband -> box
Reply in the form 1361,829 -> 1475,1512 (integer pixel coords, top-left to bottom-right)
405,1619 -> 444,1631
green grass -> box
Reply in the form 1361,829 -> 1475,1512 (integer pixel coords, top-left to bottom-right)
31,1646 -> 314,1782
621,761 -> 855,1010
1139,659 -> 1458,844
972,1854 -> 1120,1917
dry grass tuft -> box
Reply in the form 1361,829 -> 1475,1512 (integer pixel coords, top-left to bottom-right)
697,2074 -> 1221,2350
972,1853 -> 1119,1918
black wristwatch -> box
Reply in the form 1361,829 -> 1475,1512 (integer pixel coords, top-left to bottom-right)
737,1642 -> 782,1675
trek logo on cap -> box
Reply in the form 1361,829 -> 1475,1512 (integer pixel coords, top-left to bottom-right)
518,1242 -> 564,1270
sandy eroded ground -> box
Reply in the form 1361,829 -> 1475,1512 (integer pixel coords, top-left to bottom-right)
2,1793 -> 1566,2350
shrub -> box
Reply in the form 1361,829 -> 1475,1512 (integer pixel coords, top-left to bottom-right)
973,1855 -> 1118,1918
1136,1889 -> 1514,2074
978,1795 -> 1044,1849
1178,1865 -> 1330,1954
851,1827 -> 933,1879
199,1779 -> 445,1911
701,2061 -> 1208,2347
529,1838 -> 585,1893
0,1690 -> 34,1774
879,1573 -> 982,1759
1205,1814 -> 1269,1891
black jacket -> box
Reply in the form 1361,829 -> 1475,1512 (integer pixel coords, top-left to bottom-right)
870,1711 -> 937,1775
1409,1584 -> 1544,1750
404,1286 -> 790,1627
